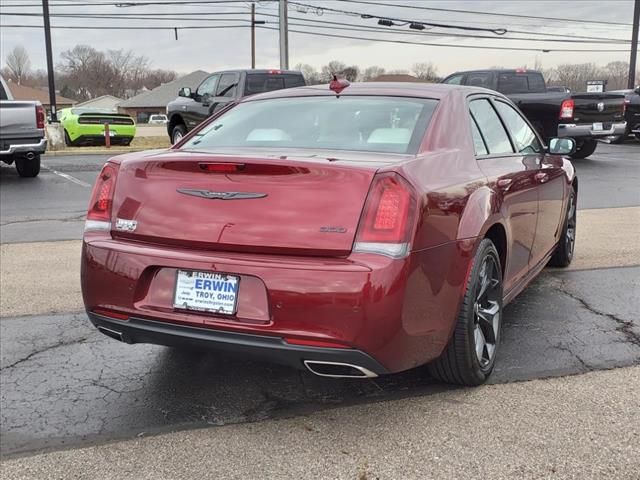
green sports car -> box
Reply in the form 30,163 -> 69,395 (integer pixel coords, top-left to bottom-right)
59,108 -> 136,146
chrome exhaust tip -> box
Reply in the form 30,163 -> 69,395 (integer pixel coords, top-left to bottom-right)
303,360 -> 378,379
97,326 -> 124,342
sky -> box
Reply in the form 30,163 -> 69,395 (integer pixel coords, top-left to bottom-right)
0,0 -> 636,78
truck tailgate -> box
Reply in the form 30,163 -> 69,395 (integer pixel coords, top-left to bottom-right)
572,93 -> 626,124
0,101 -> 41,140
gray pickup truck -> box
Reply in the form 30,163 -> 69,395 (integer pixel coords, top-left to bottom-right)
0,75 -> 47,177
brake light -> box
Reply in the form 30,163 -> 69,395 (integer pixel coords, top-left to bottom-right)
353,173 -> 417,258
85,163 -> 119,232
36,104 -> 45,129
268,69 -> 282,74
199,162 -> 244,173
559,99 -> 574,119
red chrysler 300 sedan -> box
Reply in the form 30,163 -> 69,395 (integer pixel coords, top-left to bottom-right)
81,82 -> 577,386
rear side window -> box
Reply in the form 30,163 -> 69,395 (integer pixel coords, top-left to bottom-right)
494,101 -> 542,154
498,74 -> 529,94
528,74 -> 546,92
216,73 -> 239,98
244,74 -> 305,95
470,117 -> 488,156
469,99 -> 514,155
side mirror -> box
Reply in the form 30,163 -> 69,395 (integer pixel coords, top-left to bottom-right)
178,87 -> 192,98
548,137 -> 576,155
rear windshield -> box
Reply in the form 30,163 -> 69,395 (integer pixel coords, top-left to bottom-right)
244,73 -> 305,95
181,96 -> 438,154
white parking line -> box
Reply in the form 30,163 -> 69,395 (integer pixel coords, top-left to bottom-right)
42,167 -> 92,188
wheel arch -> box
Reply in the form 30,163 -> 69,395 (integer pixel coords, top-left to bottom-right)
168,113 -> 186,135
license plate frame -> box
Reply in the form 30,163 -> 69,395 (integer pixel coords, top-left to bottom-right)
173,270 -> 240,316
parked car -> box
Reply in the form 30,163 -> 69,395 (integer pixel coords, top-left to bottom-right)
148,114 -> 168,125
166,69 -> 306,144
59,108 -> 136,146
441,69 -> 626,158
82,82 -> 578,386
0,74 -> 47,177
606,87 -> 640,143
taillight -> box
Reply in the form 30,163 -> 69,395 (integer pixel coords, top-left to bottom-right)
353,173 -> 417,258
559,99 -> 574,120
36,104 -> 45,129
85,163 -> 119,232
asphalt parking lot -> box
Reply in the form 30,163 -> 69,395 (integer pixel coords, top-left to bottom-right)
1,141 -> 639,473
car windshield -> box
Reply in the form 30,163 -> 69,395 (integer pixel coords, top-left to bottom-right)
181,96 -> 438,154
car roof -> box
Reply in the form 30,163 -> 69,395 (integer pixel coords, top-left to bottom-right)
209,69 -> 303,75
241,82 -> 495,102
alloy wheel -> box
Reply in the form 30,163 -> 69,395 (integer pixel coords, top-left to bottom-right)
473,255 -> 501,368
565,193 -> 576,260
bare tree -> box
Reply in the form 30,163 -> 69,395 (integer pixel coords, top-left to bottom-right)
342,66 -> 360,82
603,61 -> 629,90
360,66 -> 386,81
553,63 -> 601,92
411,62 -> 438,82
294,63 -> 321,85
320,60 -> 347,83
5,45 -> 31,85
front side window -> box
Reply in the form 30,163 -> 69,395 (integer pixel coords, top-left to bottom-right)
469,99 -> 514,155
494,101 -> 542,154
443,74 -> 464,85
181,96 -> 439,154
196,75 -> 219,98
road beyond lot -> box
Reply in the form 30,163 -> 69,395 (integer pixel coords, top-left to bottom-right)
0,141 -> 639,477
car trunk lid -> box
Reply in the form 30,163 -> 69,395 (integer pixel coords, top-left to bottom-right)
110,150 -> 388,256
571,92 -> 626,123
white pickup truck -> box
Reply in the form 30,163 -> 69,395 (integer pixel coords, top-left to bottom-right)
0,75 -> 47,177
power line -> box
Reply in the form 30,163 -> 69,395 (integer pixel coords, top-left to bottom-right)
335,0 -> 634,27
0,0 -> 258,6
0,23 -> 250,29
254,25 -> 631,53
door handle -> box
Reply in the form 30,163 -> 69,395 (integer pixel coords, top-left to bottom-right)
535,172 -> 549,183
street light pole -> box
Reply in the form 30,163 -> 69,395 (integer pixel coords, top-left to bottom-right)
251,3 -> 256,69
42,0 -> 58,122
629,0 -> 639,88
278,0 -> 289,70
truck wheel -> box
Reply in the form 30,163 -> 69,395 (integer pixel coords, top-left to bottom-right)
171,124 -> 187,144
15,154 -> 41,178
570,139 -> 598,159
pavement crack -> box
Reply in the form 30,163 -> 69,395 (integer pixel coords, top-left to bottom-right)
0,336 -> 91,371
557,280 -> 640,347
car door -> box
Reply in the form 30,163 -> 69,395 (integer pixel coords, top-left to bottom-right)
493,99 -> 567,267
208,72 -> 240,115
184,74 -> 219,129
470,97 -> 539,293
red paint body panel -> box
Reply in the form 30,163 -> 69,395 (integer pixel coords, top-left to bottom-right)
81,83 -> 575,374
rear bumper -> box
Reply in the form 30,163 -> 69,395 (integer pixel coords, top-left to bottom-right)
0,137 -> 47,156
557,121 -> 627,138
73,135 -> 133,146
81,237 -> 473,373
88,311 -> 389,376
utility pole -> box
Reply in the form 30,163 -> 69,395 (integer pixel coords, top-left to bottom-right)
250,3 -> 265,69
42,0 -> 57,122
278,0 -> 289,70
629,0 -> 640,88
251,3 -> 256,69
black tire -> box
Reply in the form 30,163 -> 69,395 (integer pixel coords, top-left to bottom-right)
15,154 -> 41,178
570,138 -> 598,159
428,238 -> 504,386
64,130 -> 73,147
549,188 -> 577,268
171,124 -> 187,144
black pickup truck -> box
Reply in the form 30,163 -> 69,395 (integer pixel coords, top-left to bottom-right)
166,69 -> 305,144
441,69 -> 627,158
607,87 -> 640,143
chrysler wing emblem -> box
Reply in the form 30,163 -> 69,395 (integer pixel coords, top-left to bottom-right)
177,188 -> 267,200
597,102 -> 605,112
